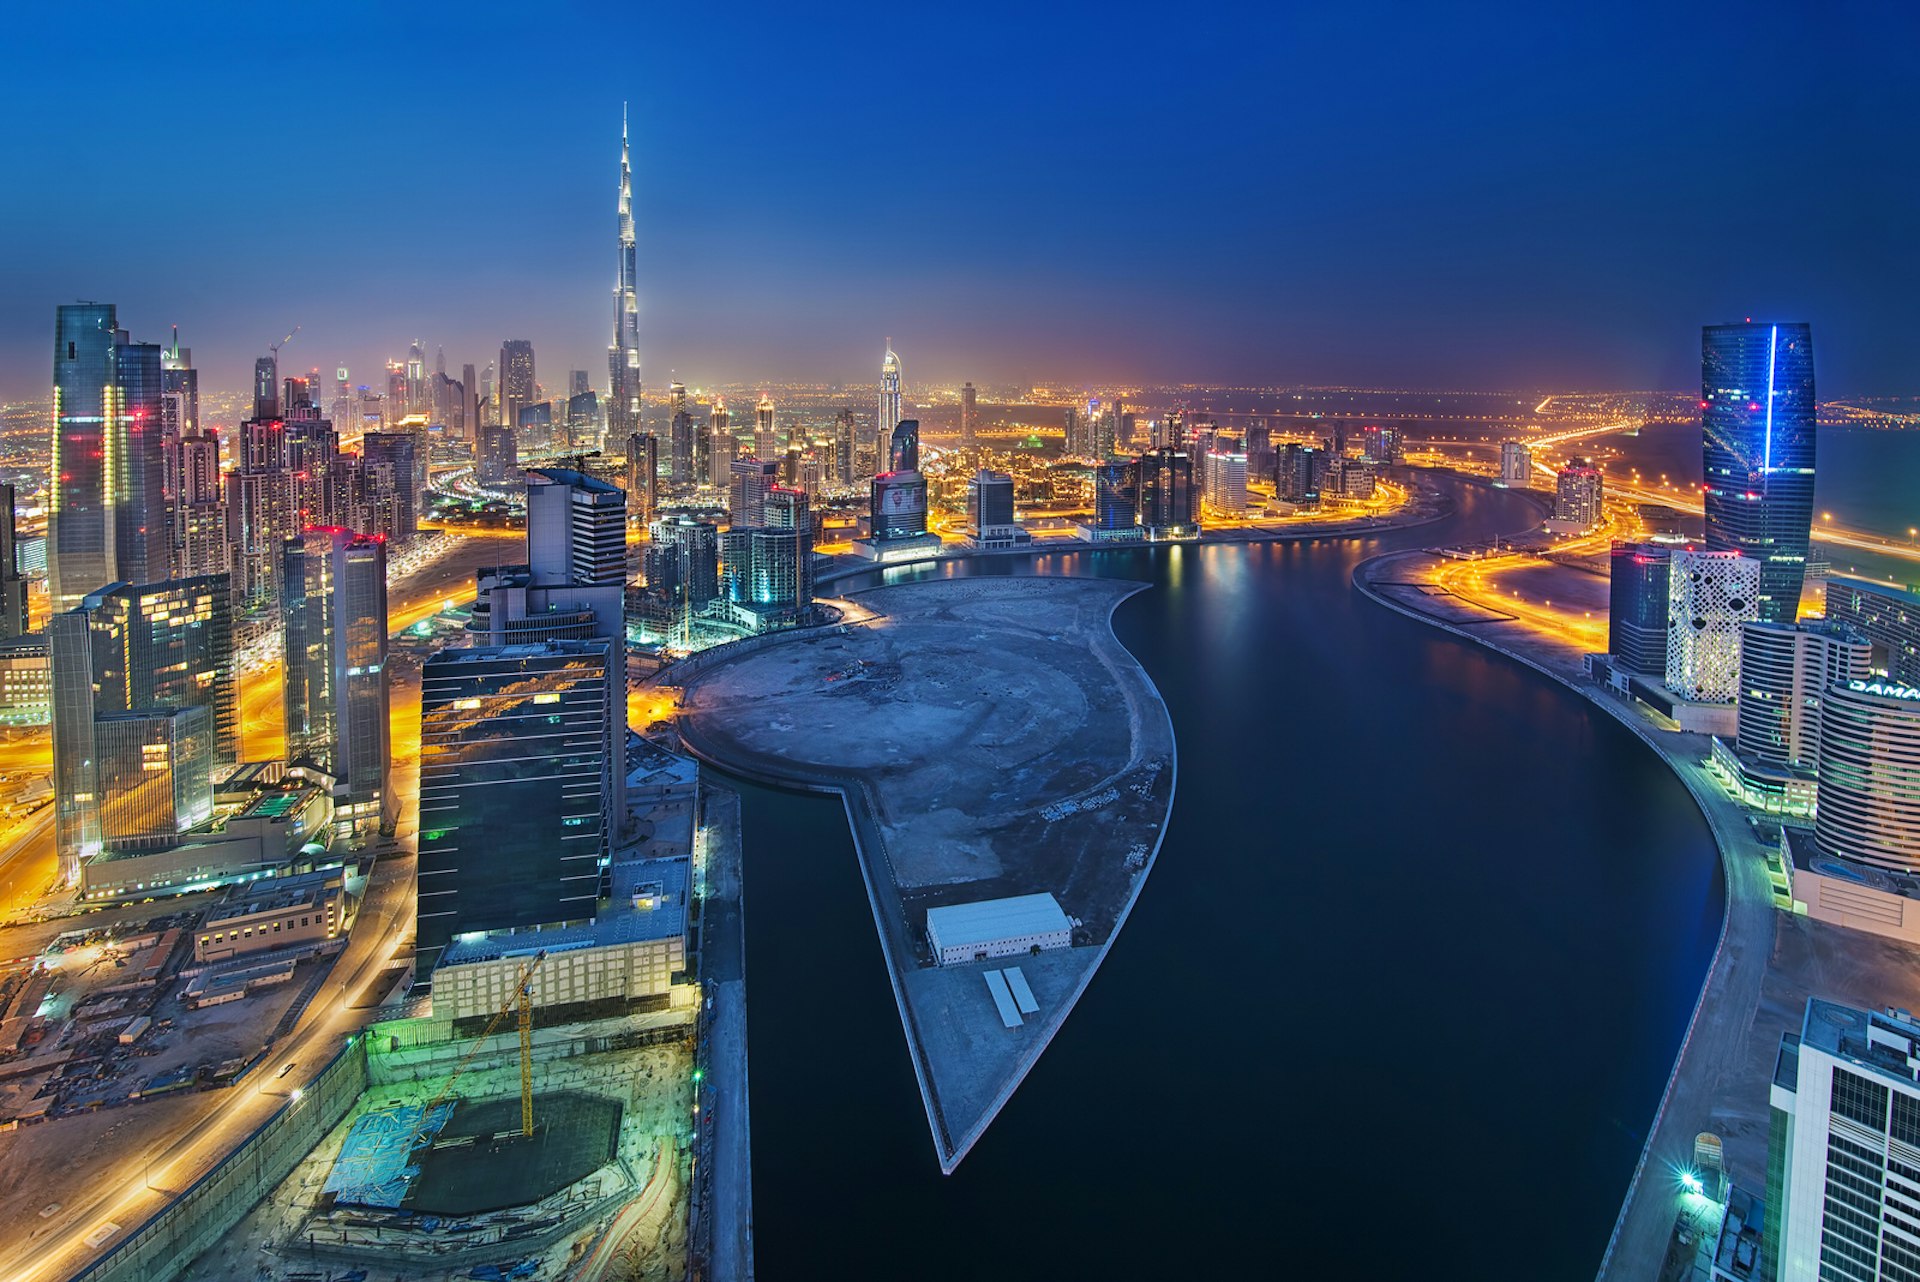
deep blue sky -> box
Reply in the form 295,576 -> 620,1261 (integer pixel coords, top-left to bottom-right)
3,1 -> 1917,401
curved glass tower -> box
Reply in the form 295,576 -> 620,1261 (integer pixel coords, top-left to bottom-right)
1702,322 -> 1816,624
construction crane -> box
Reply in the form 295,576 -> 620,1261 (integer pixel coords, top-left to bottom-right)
518,956 -> 538,1138
416,949 -> 546,1143
269,324 -> 301,360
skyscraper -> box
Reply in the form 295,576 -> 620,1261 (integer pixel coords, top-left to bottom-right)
0,487 -> 27,640
416,637 -> 618,974
961,381 -> 977,447
730,458 -> 779,527
1499,440 -> 1532,485
1608,542 -> 1671,675
1766,999 -> 1920,1279
763,486 -> 814,609
878,340 -> 902,450
360,432 -> 419,543
1553,460 -> 1603,527
51,575 -> 237,882
253,354 -> 280,420
51,304 -> 120,612
282,529 -> 391,832
755,395 -> 777,461
1138,447 -> 1199,537
833,409 -> 856,486
478,424 -> 517,485
1702,322 -> 1817,624
889,417 -> 920,473
607,107 -> 643,439
525,467 -> 627,590
499,339 -> 536,436
672,405 -> 698,483
1664,548 -> 1761,703
626,431 -> 659,522
707,400 -> 732,486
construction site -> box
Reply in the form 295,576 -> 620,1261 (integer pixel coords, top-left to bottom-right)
161,749 -> 747,1282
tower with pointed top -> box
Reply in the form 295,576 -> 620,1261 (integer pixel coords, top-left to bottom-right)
608,106 -> 643,440
878,340 -> 902,459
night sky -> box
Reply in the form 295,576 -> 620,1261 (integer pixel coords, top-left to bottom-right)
3,1 -> 1916,400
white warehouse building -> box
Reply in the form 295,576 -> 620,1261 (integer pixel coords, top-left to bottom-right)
927,893 -> 1073,966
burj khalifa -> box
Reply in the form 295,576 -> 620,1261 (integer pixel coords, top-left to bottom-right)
608,106 -> 642,439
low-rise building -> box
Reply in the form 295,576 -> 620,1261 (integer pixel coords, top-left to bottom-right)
79,769 -> 336,901
926,893 -> 1073,966
195,869 -> 349,963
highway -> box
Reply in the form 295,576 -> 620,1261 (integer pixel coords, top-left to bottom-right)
1517,419 -> 1920,568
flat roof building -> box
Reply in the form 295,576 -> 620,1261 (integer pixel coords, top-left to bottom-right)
926,892 -> 1073,967
195,869 -> 348,963
1768,999 -> 1920,1279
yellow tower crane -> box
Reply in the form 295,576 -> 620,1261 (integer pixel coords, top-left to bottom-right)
416,949 -> 547,1144
518,958 -> 537,1138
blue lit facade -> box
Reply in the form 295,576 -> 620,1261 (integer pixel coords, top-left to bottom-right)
1702,322 -> 1816,624
1608,542 -> 1671,674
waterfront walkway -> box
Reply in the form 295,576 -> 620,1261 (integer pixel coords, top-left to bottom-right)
1354,547 -> 1777,1282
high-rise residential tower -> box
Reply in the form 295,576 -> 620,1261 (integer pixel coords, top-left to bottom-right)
1702,322 -> 1817,624
281,530 -> 391,832
607,107 -> 643,439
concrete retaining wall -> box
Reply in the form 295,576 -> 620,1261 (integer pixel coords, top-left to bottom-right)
75,1038 -> 369,1282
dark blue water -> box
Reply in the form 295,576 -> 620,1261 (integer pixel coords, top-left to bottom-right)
733,476 -> 1722,1279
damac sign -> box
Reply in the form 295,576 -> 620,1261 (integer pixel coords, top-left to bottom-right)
1848,680 -> 1920,701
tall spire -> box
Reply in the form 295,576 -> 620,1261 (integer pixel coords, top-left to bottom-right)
608,106 -> 643,440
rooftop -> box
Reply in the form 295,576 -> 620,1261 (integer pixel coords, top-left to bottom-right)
526,467 -> 621,494
1797,997 -> 1920,1086
207,870 -> 342,924
927,893 -> 1071,950
1829,575 -> 1920,607
437,854 -> 689,967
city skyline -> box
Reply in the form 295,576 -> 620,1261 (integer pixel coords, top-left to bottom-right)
5,4 -> 1920,402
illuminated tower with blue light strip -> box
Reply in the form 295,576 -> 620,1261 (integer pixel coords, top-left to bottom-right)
1701,321 -> 1816,624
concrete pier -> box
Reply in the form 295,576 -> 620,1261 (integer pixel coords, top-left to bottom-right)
670,576 -> 1177,1172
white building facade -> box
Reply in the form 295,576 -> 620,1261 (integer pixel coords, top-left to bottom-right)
1665,549 -> 1761,703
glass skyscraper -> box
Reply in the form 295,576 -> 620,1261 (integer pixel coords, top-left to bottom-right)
1608,542 -> 1671,675
50,574 -> 236,882
415,638 -> 616,974
1702,322 -> 1816,624
51,303 -> 121,613
281,530 -> 391,832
